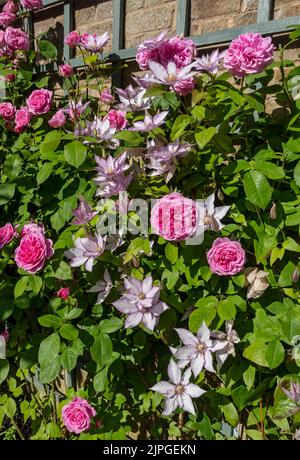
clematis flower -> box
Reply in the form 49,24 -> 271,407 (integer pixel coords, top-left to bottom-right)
151,359 -> 205,416
196,192 -> 230,235
175,322 -> 219,377
210,320 -> 240,367
130,111 -> 168,132
95,174 -> 133,198
146,139 -> 192,182
64,232 -> 105,272
115,85 -> 151,112
195,49 -> 226,74
146,61 -> 196,86
80,32 -> 109,53
72,197 -> 98,225
65,98 -> 90,121
112,275 -> 168,330
87,268 -> 112,304
280,380 -> 300,405
94,152 -> 130,183
86,117 -> 117,146
244,267 -> 269,299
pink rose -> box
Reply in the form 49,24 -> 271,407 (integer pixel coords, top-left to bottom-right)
3,2 -> 18,14
207,237 -> 246,276
14,107 -> 31,133
173,77 -> 195,96
0,330 -> 9,343
0,102 -> 16,120
20,0 -> 43,9
21,222 -> 45,237
4,27 -> 29,51
0,12 -> 16,27
56,287 -> 70,300
26,89 -> 52,115
0,30 -> 5,46
48,110 -> 66,128
224,33 -> 274,77
158,36 -> 196,69
64,31 -> 80,48
4,74 -> 16,82
15,230 -> 54,274
106,109 -> 127,130
151,192 -> 198,242
58,64 -> 73,78
3,1 -> 17,13
99,88 -> 114,104
136,48 -> 159,71
62,397 -> 96,434
0,223 -> 16,249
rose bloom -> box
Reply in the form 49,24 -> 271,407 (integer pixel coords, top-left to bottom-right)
14,107 -> 31,133
224,33 -> 274,77
207,237 -> 246,276
151,192 -> 198,242
15,231 -> 54,274
158,36 -> 196,69
64,31 -> 80,48
99,88 -> 114,104
0,102 -> 16,121
3,1 -> 18,14
4,27 -> 29,51
56,287 -> 70,300
59,63 -> 73,78
21,222 -> 45,236
26,89 -> 52,115
0,223 -> 16,249
136,48 -> 159,71
4,73 -> 16,82
106,109 -> 127,130
0,12 -> 16,27
48,110 -> 66,128
20,0 -> 43,9
173,77 -> 195,96
62,397 -> 96,434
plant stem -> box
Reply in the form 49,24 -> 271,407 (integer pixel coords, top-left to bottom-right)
11,418 -> 25,440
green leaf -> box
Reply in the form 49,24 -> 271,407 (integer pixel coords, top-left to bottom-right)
40,131 -> 61,157
123,237 -> 151,263
54,261 -> 73,280
93,367 -> 108,393
278,261 -> 296,287
294,160 -> 300,187
265,339 -> 285,369
243,339 -> 269,367
100,318 -> 123,334
59,324 -> 79,341
220,402 -> 239,427
170,114 -> 191,141
38,333 -> 60,364
38,315 -> 62,328
243,365 -> 256,390
4,397 -> 16,419
90,332 -> 113,366
282,237 -> 300,253
0,183 -> 16,205
195,127 -> 216,150
244,93 -> 264,112
217,298 -> 236,320
40,356 -> 61,384
114,130 -> 142,146
165,243 -> 178,263
37,163 -> 54,185
3,155 -> 22,180
14,276 -> 29,298
255,161 -> 285,180
189,297 -> 218,331
39,40 -> 57,60
273,376 -> 300,419
64,141 -> 87,168
28,275 -> 43,294
0,359 -> 9,384
61,347 -> 78,371
243,170 -> 272,210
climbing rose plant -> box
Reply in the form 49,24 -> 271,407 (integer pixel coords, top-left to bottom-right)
1,0 -> 300,441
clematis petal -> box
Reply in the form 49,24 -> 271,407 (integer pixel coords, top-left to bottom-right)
181,394 -> 196,415
175,345 -> 197,360
162,396 -> 178,416
175,328 -> 198,346
167,359 -> 181,385
185,383 -> 206,398
151,381 -> 174,395
197,322 -> 211,343
204,351 -> 215,373
113,299 -> 138,313
124,312 -> 143,329
191,356 -> 205,377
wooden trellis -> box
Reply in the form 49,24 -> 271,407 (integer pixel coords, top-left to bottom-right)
31,0 -> 300,73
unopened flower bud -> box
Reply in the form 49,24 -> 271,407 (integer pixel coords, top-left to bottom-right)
270,202 -> 277,220
0,329 -> 9,343
292,268 -> 299,283
217,189 -> 224,201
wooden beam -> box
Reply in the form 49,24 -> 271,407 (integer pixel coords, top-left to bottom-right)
257,0 -> 274,23
176,0 -> 190,36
